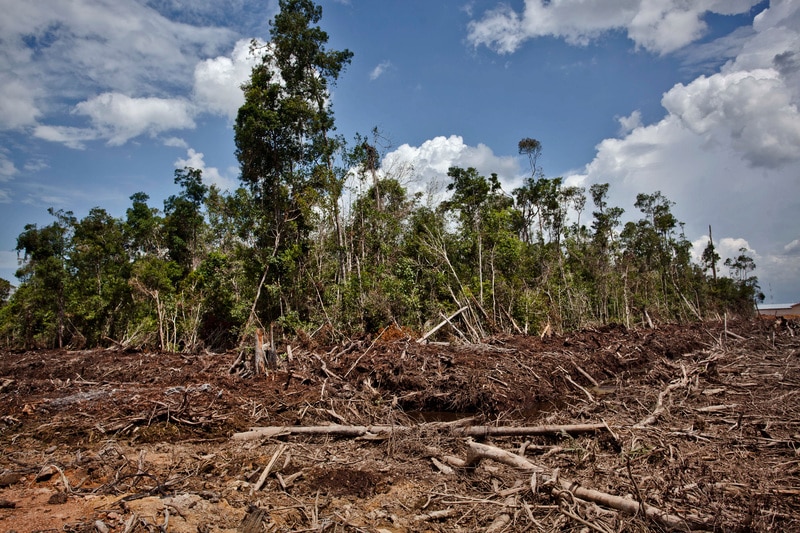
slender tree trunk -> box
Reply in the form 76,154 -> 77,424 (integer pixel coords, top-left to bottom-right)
708,225 -> 717,281
478,237 -> 484,306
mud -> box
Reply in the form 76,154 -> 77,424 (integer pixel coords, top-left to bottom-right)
1,317 -> 798,531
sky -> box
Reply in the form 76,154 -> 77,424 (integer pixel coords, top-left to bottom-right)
1,0 -> 799,303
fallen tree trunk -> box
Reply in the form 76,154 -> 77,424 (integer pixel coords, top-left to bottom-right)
458,440 -> 705,532
417,306 -> 468,343
232,422 -> 607,441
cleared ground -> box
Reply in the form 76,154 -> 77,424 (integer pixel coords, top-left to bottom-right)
1,317 -> 798,532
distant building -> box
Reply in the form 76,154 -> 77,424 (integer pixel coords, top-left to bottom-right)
758,302 -> 800,317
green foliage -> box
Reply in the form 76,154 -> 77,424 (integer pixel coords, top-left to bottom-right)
164,167 -> 209,272
12,209 -> 75,347
68,208 -> 131,346
0,16 -> 764,350
125,192 -> 162,257
233,0 -> 353,332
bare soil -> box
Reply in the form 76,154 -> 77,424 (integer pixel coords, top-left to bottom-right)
1,318 -> 799,532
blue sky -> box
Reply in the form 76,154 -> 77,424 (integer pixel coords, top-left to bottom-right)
1,0 -> 799,303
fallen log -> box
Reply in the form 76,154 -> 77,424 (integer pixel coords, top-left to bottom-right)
462,423 -> 606,437
458,440 -> 705,531
417,306 -> 468,343
232,422 -> 607,441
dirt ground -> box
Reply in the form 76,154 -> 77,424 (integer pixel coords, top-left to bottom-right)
1,317 -> 799,532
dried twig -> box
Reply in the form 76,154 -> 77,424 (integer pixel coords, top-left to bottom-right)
252,444 -> 288,493
633,364 -> 690,428
456,440 -> 704,531
233,422 -> 608,441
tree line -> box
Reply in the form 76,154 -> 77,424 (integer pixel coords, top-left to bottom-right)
0,0 -> 761,351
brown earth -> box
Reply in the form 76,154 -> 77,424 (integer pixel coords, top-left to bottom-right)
1,317 -> 799,532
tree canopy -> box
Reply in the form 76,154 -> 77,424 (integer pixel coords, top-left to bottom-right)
0,1 -> 761,351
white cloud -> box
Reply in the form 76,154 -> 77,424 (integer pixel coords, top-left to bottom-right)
0,78 -> 41,130
29,34 -> 268,147
0,0 -> 237,143
23,159 -> 49,174
690,235 -> 755,266
0,153 -> 17,182
662,69 -> 800,168
678,26 -> 754,72
164,137 -> 189,149
718,237 -> 754,257
784,239 -> 800,255
381,135 -> 521,199
0,0 -> 235,96
617,110 -> 642,136
74,92 -> 196,146
467,0 -> 763,55
193,38 -> 265,119
369,60 -> 392,81
174,148 -> 238,191
33,125 -> 100,150
567,0 -> 800,300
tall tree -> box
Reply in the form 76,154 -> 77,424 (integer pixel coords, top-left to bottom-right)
15,208 -> 76,347
234,0 -> 352,328
163,167 -> 209,272
701,225 -> 719,281
124,192 -> 162,258
588,183 -> 624,323
443,166 -> 510,308
68,208 -> 130,345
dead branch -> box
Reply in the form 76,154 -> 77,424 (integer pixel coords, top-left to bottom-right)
569,358 -> 600,388
561,369 -> 595,403
414,508 -> 458,522
232,422 -> 609,441
251,444 -> 287,493
418,306 -> 468,344
344,326 -> 389,378
485,496 -> 515,532
460,440 -> 703,531
633,364 -> 690,428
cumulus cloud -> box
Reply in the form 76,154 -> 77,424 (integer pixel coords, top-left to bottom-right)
0,0 -> 238,144
380,135 -> 521,199
36,35 -> 266,148
174,148 -> 238,192
567,0 -> 800,299
369,60 -> 392,81
690,235 -> 756,268
73,93 -> 196,146
0,1 -> 235,97
0,79 -> 41,130
467,0 -> 762,55
193,38 -> 265,119
617,110 -> 642,136
662,69 -> 800,168
164,137 -> 189,149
